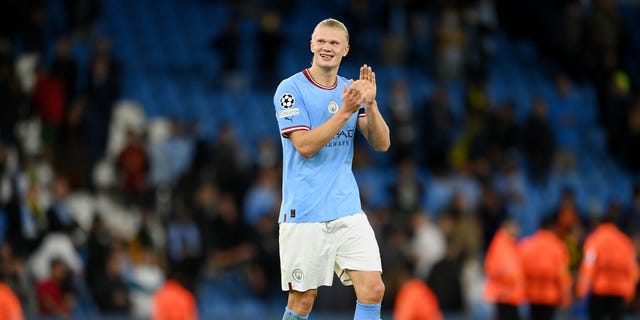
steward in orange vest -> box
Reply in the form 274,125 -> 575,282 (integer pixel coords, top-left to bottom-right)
577,216 -> 639,320
518,215 -> 571,320
484,218 -> 525,320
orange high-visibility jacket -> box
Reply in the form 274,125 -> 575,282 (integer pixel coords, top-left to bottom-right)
394,279 -> 443,320
484,229 -> 526,305
152,280 -> 198,320
518,230 -> 572,306
0,282 -> 23,320
576,223 -> 639,301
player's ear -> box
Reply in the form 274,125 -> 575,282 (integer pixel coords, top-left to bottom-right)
343,44 -> 350,57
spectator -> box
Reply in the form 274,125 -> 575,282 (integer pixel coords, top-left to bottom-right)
0,54 -> 25,145
5,178 -> 43,259
627,96 -> 640,173
45,175 -> 79,234
93,252 -> 131,315
53,97 -> 91,189
555,187 -> 584,272
547,74 -> 587,165
388,79 -> 418,162
409,211 -> 446,280
211,19 -> 243,92
389,158 -> 423,229
422,86 -> 456,171
85,37 -> 120,164
208,124 -> 249,202
30,62 -> 66,147
85,214 -> 111,291
257,10 -> 284,90
522,97 -> 555,184
148,119 -> 196,188
129,249 -> 164,319
35,258 -> 75,317
435,7 -> 465,80
243,167 -> 280,227
117,130 -> 149,201
477,184 -> 508,252
50,36 -> 77,108
166,208 -> 202,293
427,237 -> 465,313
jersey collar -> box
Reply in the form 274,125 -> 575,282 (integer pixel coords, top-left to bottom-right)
303,69 -> 337,90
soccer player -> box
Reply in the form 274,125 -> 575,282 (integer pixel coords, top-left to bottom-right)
273,18 -> 390,320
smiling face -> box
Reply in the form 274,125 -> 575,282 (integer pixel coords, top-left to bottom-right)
310,23 -> 350,71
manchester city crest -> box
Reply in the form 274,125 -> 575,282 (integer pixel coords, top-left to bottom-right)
292,269 -> 304,283
328,101 -> 339,114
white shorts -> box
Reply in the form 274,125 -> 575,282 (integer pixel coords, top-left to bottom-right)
279,213 -> 382,292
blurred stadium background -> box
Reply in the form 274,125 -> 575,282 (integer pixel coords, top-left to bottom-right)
0,0 -> 640,319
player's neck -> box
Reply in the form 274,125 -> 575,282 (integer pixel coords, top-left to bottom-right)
307,65 -> 338,88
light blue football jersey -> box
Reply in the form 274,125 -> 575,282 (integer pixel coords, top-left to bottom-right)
273,69 -> 366,223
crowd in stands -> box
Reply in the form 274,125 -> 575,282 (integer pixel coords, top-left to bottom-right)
0,0 -> 640,319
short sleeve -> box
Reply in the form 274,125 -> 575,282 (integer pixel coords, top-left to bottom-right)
274,80 -> 310,138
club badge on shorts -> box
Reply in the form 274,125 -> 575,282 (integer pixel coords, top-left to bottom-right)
292,269 -> 304,283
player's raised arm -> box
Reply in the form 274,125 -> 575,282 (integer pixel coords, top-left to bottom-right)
289,81 -> 366,158
357,64 -> 390,152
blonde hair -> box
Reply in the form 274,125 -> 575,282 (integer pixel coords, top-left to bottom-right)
312,18 -> 349,43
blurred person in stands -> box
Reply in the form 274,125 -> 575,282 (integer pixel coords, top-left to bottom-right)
422,86 -> 456,172
117,129 -> 149,203
627,96 -> 640,173
272,18 -> 390,320
518,215 -> 572,320
85,37 -> 120,165
435,7 -> 465,80
0,53 -> 25,145
576,214 -> 639,320
30,61 -> 65,147
408,211 -> 445,281
478,184 -> 508,252
484,218 -> 525,320
151,266 -> 197,320
388,79 -> 418,163
208,124 -> 249,203
392,259 -> 443,320
522,97 -> 555,185
35,258 -> 75,317
555,187 -> 584,272
45,175 -> 79,234
211,19 -> 242,92
54,96 -> 91,189
257,10 -> 285,90
389,159 -> 424,230
93,251 -> 131,315
5,177 -> 43,260
85,214 -> 111,292
166,208 -> 202,293
50,36 -> 77,108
